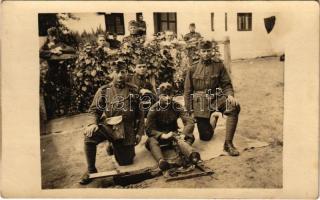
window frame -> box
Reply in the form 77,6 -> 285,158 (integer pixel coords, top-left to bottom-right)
237,13 -> 252,31
153,12 -> 177,34
104,13 -> 125,35
211,13 -> 214,31
225,12 -> 228,31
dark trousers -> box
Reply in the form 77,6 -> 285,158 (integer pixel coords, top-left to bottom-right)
84,125 -> 135,173
145,137 -> 195,162
196,100 -> 241,142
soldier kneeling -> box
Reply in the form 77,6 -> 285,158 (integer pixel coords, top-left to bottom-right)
145,82 -> 199,171
80,60 -> 144,185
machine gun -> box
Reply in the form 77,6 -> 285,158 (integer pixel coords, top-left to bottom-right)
86,132 -> 213,186
160,131 -> 214,182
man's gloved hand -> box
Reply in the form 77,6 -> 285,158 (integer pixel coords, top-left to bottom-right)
160,131 -> 174,140
135,134 -> 142,145
84,124 -> 99,138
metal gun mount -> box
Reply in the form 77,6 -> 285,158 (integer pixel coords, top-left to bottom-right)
163,162 -> 214,182
86,132 -> 214,187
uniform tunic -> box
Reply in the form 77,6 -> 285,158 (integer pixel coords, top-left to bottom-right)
183,32 -> 202,41
145,101 -> 195,162
146,101 -> 195,141
87,82 -> 144,146
184,59 -> 234,118
128,74 -> 155,93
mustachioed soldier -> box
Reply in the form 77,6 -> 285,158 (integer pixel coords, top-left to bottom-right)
145,83 -> 196,170
80,60 -> 144,185
184,40 -> 241,156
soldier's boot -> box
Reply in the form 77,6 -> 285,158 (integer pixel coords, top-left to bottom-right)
224,141 -> 239,156
158,159 -> 170,171
224,114 -> 240,156
80,143 -> 98,185
148,139 -> 170,171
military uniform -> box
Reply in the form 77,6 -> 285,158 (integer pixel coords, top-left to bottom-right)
128,73 -> 155,94
84,81 -> 144,173
136,20 -> 147,36
184,31 -> 202,65
145,83 -> 196,169
183,31 -> 202,41
40,41 -> 76,119
122,34 -> 145,47
184,43 -> 241,155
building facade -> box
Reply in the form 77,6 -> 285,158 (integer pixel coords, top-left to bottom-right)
40,10 -> 286,60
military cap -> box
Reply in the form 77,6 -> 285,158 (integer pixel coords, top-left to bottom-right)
97,34 -> 106,38
158,82 -> 173,95
47,27 -> 58,36
134,58 -> 146,66
128,20 -> 138,27
189,23 -> 196,27
112,59 -> 127,71
199,40 -> 213,49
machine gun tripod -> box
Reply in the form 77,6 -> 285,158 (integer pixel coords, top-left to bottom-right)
160,131 -> 214,182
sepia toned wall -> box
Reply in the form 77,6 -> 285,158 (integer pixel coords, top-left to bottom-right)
40,10 -> 288,60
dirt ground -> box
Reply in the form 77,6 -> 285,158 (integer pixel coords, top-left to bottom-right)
41,56 -> 283,188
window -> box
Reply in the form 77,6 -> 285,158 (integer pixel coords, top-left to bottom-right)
153,12 -> 177,33
104,13 -> 125,35
237,13 -> 252,31
225,13 -> 228,31
211,13 -> 214,31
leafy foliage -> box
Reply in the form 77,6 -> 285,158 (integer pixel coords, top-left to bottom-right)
41,26 -> 221,118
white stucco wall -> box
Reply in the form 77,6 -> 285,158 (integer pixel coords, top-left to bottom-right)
63,13 -> 106,34
41,7 -> 291,59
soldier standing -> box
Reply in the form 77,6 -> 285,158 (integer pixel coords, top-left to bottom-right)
128,58 -> 157,116
122,20 -> 145,45
183,23 -> 202,42
136,13 -> 147,36
128,58 -> 155,93
184,23 -> 203,65
146,83 -> 196,170
96,34 -> 111,51
40,27 -> 76,118
80,60 -> 144,185
184,41 -> 241,156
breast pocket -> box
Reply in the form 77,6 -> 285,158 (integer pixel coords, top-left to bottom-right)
208,74 -> 219,88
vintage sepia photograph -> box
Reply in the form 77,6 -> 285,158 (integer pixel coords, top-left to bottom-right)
2,0 -> 319,198
39,10 -> 284,189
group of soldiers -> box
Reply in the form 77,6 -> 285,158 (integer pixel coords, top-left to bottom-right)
79,22 -> 241,185
38,19 -> 241,184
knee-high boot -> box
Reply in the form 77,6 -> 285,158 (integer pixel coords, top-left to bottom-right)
84,142 -> 98,173
224,113 -> 240,156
